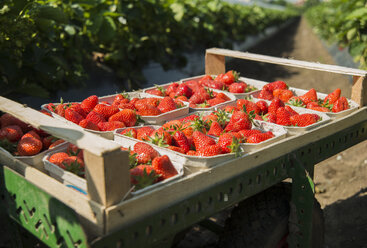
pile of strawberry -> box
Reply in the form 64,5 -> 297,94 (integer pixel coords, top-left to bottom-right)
44,93 -> 185,132
257,81 -> 349,113
48,143 -> 85,177
145,80 -> 232,108
122,142 -> 178,190
195,70 -> 257,94
0,113 -> 65,156
223,99 -> 321,127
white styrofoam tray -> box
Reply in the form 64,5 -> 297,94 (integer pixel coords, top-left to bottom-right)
42,142 -> 184,196
250,86 -> 359,119
114,126 -> 245,168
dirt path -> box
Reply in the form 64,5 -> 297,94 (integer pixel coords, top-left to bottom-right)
177,16 -> 367,248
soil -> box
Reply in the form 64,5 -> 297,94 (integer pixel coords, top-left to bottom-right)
2,16 -> 367,248
176,17 -> 367,248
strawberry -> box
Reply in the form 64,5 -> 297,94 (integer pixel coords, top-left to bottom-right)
109,109 -> 137,127
163,120 -> 182,130
189,93 -> 206,105
207,97 -> 226,107
275,89 -> 294,103
308,106 -> 330,112
157,97 -> 177,113
196,144 -> 223,156
258,88 -> 274,100
268,81 -> 288,91
81,95 -> 98,113
86,111 -> 106,125
0,113 -> 30,132
207,121 -> 223,137
120,127 -> 137,139
268,98 -> 285,115
118,103 -> 136,110
98,121 -> 125,131
256,100 -> 268,114
237,99 -> 260,114
68,104 -> 87,118
62,156 -> 85,177
299,88 -> 317,104
1,125 -> 23,142
247,132 -> 274,143
49,152 -> 69,167
65,108 -> 84,125
216,92 -> 231,101
166,82 -> 179,95
113,93 -> 129,106
42,136 -> 59,149
228,82 -> 247,93
17,137 -> 43,156
67,143 -> 83,160
133,142 -> 159,160
136,104 -> 162,116
192,131 -> 216,151
199,75 -> 214,86
225,111 -> 252,132
21,130 -> 41,141
135,153 -> 152,165
136,126 -> 155,141
276,107 -> 292,126
186,150 -> 197,156
55,104 -> 67,117
152,155 -> 178,180
208,80 -> 227,90
285,106 -> 299,117
216,70 -> 239,85
146,88 -> 165,97
79,119 -> 100,131
167,145 -> 185,154
49,139 -> 65,149
175,84 -> 193,98
332,96 -> 349,113
149,129 -> 173,146
172,131 -> 190,153
290,113 -> 317,127
93,104 -> 119,119
223,105 -> 238,113
324,88 -> 341,105
217,133 -> 241,154
179,114 -> 200,123
238,129 -> 262,139
130,164 -> 159,189
264,113 -> 277,123
288,96 -> 306,107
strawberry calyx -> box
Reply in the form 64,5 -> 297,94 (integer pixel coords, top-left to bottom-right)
0,138 -> 17,154
232,70 -> 240,82
147,132 -> 169,147
205,88 -> 214,98
213,109 -> 230,128
228,137 -> 242,158
321,99 -> 333,111
132,167 -> 160,190
288,98 -> 306,108
154,84 -> 167,95
135,114 -> 146,125
62,159 -> 84,177
245,85 -> 257,93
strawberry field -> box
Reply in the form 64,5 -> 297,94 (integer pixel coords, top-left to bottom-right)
0,0 -> 298,98
305,0 -> 367,70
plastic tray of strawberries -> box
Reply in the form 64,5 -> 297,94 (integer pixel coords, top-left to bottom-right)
143,81 -> 236,112
99,92 -> 190,124
249,86 -> 359,119
179,75 -> 268,99
174,111 -> 288,153
42,142 -> 184,196
113,125 -> 243,169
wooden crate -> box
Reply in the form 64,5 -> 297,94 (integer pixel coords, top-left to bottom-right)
1,48 -> 367,242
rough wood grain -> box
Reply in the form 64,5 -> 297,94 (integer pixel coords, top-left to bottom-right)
205,52 -> 225,75
352,76 -> 367,106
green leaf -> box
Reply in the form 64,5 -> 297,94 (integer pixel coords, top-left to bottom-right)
15,83 -> 49,98
346,27 -> 357,41
346,8 -> 367,20
37,6 -> 67,23
170,3 -> 184,22
89,14 -> 103,34
64,25 -> 76,36
97,16 -> 116,42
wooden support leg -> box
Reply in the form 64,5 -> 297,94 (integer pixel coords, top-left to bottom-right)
205,52 -> 225,75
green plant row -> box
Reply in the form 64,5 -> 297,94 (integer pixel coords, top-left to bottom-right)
305,0 -> 367,70
0,0 -> 298,98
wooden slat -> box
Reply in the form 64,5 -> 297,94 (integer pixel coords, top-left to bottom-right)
352,76 -> 367,106
105,108 -> 367,232
206,48 -> 367,77
0,97 -> 120,156
0,151 -> 105,238
205,52 -> 225,75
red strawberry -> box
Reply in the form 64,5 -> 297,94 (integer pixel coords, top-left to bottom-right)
162,120 -> 182,130
238,129 -> 262,139
207,97 -> 226,107
93,104 -> 119,119
285,106 -> 299,117
223,105 -> 238,113
146,88 -> 165,97
68,104 -> 87,118
228,82 -> 247,93
332,96 -> 349,113
86,111 -> 106,125
62,156 -> 85,176
67,143 -> 83,160
109,109 -> 137,127
199,75 -> 214,86
137,126 -> 155,141
42,136 -> 59,149
274,89 -> 294,103
49,152 -> 70,167
324,88 -> 341,105
178,114 -> 200,123
216,70 -> 238,85
172,131 -> 190,153
186,150 -> 197,156
81,95 -> 98,113
175,84 -> 193,98
247,132 -> 274,143
166,82 -> 179,95
308,106 -> 330,112
256,100 -> 268,114
130,165 -> 159,189
55,104 -> 67,117
149,129 -> 173,146
225,111 -> 252,132
17,137 -> 43,156
217,133 -> 239,153
258,88 -> 274,100
65,108 -> 84,124
136,104 -> 162,116
268,81 -> 288,91
167,146 -> 185,154
133,142 -> 159,160
208,80 -> 226,90
21,130 -> 41,141
152,155 -> 178,180
135,153 -> 152,165
299,88 -> 317,104
276,107 -> 291,126
118,103 -> 136,110
157,97 -> 177,113
192,131 -> 216,151
196,144 -> 223,156
268,98 -> 285,115
237,99 -> 260,114
113,93 -> 129,106
264,113 -> 277,123
290,113 -> 317,127
49,139 -> 65,149
79,119 -> 100,131
120,127 -> 137,139
0,113 -> 30,131
1,125 -> 23,142
98,121 -> 125,131
207,121 -> 223,137
189,93 -> 206,105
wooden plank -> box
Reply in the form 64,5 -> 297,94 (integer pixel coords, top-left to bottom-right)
0,151 -> 105,238
0,97 -> 120,156
352,76 -> 367,106
105,107 -> 367,232
0,97 -> 131,207
206,48 -> 367,77
205,52 -> 225,75
84,150 -> 130,207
